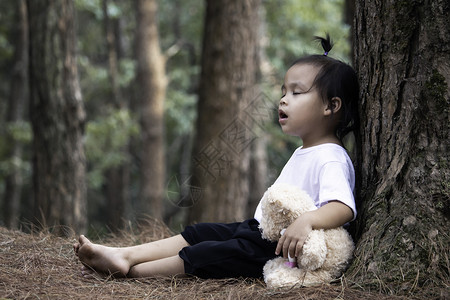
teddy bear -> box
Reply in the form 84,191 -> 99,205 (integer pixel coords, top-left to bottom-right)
258,183 -> 355,288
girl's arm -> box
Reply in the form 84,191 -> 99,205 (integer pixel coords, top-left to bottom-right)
275,201 -> 353,259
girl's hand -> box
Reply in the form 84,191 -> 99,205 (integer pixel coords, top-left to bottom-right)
274,201 -> 354,259
275,212 -> 314,259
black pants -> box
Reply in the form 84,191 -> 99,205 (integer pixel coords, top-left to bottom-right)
179,218 -> 278,279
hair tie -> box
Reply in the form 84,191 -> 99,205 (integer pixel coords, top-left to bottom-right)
324,51 -> 329,56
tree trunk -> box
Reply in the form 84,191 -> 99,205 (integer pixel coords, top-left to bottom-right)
102,0 -> 123,108
135,0 -> 167,221
28,0 -> 87,234
102,0 -> 129,231
247,6 -> 271,217
248,136 -> 268,215
3,0 -> 28,229
188,0 -> 262,223
349,0 -> 449,293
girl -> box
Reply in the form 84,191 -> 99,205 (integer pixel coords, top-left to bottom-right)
74,35 -> 359,280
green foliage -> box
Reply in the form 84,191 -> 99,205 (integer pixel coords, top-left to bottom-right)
158,0 -> 203,197
0,154 -> 31,180
75,0 -> 103,19
0,32 -> 12,61
159,0 -> 203,140
165,87 -> 197,137
76,0 -> 136,110
118,58 -> 136,88
85,109 -> 139,189
0,121 -> 31,157
158,0 -> 204,50
264,0 -> 350,78
0,1 -> 14,60
6,121 -> 32,144
0,121 -> 32,187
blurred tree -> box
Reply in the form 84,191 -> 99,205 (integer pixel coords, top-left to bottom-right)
188,0 -> 262,223
2,0 -> 28,229
0,0 -> 351,230
348,0 -> 449,292
135,0 -> 167,221
28,0 -> 87,234
102,0 -> 129,231
74,0 -> 138,230
158,0 -> 203,226
102,0 -> 123,108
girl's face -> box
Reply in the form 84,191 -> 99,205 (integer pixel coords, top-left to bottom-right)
279,63 -> 330,146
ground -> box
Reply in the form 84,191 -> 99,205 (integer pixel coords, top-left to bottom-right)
0,221 -> 444,299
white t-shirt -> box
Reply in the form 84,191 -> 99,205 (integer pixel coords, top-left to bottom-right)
254,143 -> 356,222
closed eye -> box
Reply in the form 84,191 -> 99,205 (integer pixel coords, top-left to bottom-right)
281,91 -> 302,99
281,85 -> 286,99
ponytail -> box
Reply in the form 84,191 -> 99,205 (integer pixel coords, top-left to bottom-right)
315,33 -> 333,56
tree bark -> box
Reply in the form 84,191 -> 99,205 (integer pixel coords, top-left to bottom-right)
188,0 -> 262,223
28,0 -> 87,234
349,0 -> 449,292
3,0 -> 28,229
135,0 -> 167,221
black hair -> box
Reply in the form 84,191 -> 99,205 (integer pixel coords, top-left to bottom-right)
290,35 -> 360,141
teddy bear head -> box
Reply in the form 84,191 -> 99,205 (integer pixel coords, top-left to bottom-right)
258,183 -> 317,242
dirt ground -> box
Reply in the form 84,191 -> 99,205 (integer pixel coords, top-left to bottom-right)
0,222 -> 446,300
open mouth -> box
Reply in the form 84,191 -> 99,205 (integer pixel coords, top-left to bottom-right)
279,109 -> 288,119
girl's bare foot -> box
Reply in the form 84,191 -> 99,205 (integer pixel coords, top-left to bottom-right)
73,235 -> 130,277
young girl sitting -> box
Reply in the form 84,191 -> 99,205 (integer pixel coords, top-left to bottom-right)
74,35 -> 359,280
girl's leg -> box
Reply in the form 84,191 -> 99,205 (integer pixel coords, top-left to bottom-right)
74,234 -> 189,277
128,255 -> 186,277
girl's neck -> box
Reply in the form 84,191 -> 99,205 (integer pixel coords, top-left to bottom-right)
301,135 -> 342,149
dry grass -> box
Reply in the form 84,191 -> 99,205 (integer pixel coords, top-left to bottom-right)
0,220 -> 444,299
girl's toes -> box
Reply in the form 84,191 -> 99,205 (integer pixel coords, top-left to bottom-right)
73,243 -> 80,255
81,266 -> 96,278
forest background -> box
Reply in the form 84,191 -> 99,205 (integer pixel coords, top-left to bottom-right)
0,0 -> 448,298
0,0 -> 351,233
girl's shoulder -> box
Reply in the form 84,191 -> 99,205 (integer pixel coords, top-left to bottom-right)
295,143 -> 352,168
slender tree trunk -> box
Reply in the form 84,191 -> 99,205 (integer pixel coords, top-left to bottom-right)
248,135 -> 268,215
28,0 -> 87,234
102,0 -> 129,231
3,0 -> 28,229
349,0 -> 449,293
102,0 -> 123,108
188,0 -> 262,223
135,0 -> 167,221
248,6 -> 271,217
